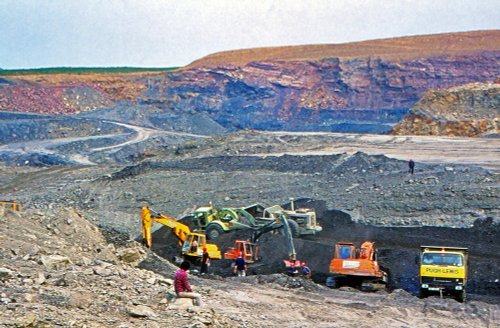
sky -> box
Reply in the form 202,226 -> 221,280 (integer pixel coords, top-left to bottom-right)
0,0 -> 499,69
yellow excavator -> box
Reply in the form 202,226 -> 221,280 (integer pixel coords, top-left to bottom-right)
141,207 -> 221,261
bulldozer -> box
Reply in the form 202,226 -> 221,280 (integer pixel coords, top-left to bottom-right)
326,241 -> 388,291
141,207 -> 221,262
192,198 -> 322,240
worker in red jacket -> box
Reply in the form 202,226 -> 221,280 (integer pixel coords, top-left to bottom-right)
174,261 -> 203,306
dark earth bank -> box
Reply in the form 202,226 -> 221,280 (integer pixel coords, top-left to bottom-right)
145,199 -> 500,300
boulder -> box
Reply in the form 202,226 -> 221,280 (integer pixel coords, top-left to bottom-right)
117,247 -> 145,264
40,255 -> 72,269
126,304 -> 156,318
0,267 -> 14,281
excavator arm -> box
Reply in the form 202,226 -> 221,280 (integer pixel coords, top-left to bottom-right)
141,207 -> 222,260
141,207 -> 191,248
251,214 -> 297,261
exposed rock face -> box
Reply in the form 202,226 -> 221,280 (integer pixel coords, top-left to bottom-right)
0,31 -> 499,134
0,74 -> 148,115
141,31 -> 500,132
392,82 -> 499,136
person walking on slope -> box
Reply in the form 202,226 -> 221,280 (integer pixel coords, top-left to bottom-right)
233,252 -> 247,277
408,159 -> 415,175
174,261 -> 203,306
200,247 -> 210,275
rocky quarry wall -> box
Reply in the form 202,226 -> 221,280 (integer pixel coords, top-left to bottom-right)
0,31 -> 499,135
141,52 -> 498,133
392,82 -> 499,136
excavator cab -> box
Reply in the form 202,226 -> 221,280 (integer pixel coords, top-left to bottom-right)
327,241 -> 387,291
337,243 -> 356,259
224,240 -> 259,263
1,201 -> 23,212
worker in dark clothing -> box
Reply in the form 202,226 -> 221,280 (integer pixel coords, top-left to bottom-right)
408,159 -> 415,175
301,262 -> 311,279
287,259 -> 300,277
200,247 -> 210,275
233,252 -> 247,276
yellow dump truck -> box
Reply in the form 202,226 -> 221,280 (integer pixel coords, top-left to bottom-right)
419,245 -> 468,302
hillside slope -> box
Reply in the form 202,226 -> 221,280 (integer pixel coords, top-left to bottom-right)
392,82 -> 499,136
187,30 -> 500,68
0,30 -> 498,138
145,30 -> 500,132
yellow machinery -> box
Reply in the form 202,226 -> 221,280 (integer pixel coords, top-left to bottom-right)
419,245 -> 468,302
1,201 -> 23,212
141,207 -> 221,260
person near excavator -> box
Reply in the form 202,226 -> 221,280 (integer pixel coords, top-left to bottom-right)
174,261 -> 203,306
233,252 -> 247,277
287,259 -> 300,276
200,247 -> 210,275
190,239 -> 199,254
301,262 -> 311,279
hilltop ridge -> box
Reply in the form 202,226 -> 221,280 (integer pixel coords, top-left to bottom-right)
187,30 -> 500,68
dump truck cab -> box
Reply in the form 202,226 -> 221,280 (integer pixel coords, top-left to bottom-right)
419,246 -> 468,302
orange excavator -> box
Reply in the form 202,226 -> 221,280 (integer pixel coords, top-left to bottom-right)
326,241 -> 387,291
224,213 -> 301,274
224,240 -> 260,264
141,207 -> 221,261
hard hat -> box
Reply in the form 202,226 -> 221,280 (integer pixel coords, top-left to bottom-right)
301,262 -> 306,266
238,252 -> 243,257
203,247 -> 207,252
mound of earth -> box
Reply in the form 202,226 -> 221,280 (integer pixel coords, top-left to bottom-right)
393,82 -> 499,137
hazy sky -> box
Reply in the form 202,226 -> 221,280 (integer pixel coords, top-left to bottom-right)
1,0 -> 499,69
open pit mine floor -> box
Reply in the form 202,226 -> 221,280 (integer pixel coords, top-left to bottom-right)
0,131 -> 498,327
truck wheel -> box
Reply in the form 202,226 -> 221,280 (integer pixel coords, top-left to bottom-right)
456,290 -> 466,303
206,223 -> 224,240
326,277 -> 338,288
418,288 -> 428,299
287,219 -> 300,238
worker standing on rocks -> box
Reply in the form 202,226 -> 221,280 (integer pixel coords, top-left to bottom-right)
233,252 -> 247,277
408,159 -> 415,175
174,261 -> 203,306
301,262 -> 311,279
200,247 -> 210,275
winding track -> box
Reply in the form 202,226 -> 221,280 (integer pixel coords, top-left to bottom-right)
0,121 -> 207,165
